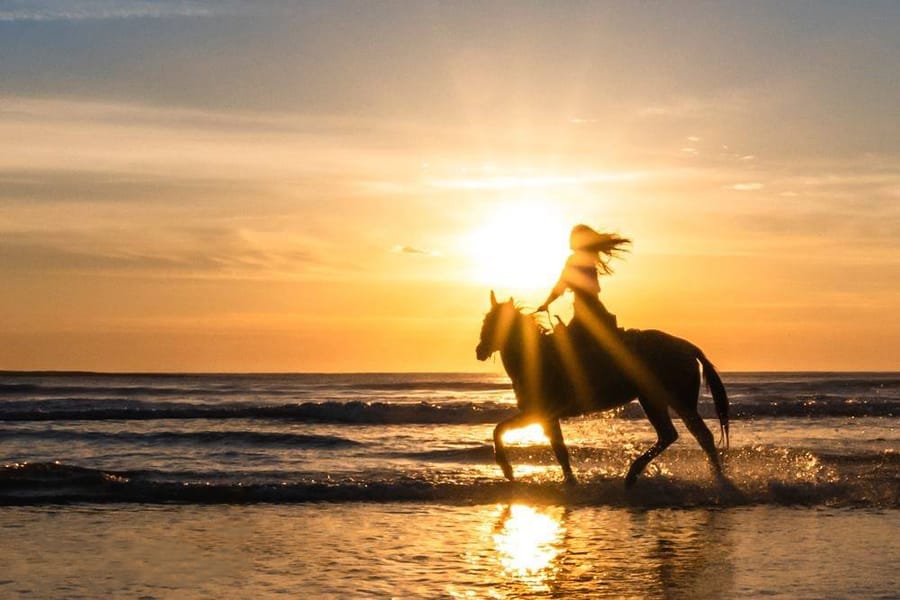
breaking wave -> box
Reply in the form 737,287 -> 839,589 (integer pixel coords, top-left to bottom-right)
0,429 -> 360,448
0,378 -> 511,398
0,398 -> 895,423
0,400 -> 516,423
2,448 -> 895,508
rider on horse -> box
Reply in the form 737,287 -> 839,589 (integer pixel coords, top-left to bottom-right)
478,225 -> 730,486
537,224 -> 630,348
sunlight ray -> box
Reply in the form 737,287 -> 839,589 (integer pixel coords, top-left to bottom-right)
550,321 -> 593,410
521,312 -> 542,412
577,310 -> 673,407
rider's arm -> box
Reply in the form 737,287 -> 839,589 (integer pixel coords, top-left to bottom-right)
538,263 -> 570,311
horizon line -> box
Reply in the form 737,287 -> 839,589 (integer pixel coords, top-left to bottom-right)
2,369 -> 898,376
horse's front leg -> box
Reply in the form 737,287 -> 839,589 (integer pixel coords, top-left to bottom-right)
545,418 -> 577,485
492,413 -> 532,481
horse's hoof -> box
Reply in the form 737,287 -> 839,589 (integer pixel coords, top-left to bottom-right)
717,474 -> 740,494
624,474 -> 638,488
563,475 -> 578,486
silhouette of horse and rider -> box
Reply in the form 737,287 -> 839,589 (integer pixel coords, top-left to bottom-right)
476,224 -> 730,487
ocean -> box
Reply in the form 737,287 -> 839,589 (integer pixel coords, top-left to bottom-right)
1,371 -> 897,598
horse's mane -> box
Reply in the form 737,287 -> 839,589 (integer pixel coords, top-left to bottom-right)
507,301 -> 552,336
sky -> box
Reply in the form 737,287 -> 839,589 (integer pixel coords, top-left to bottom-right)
1,1 -> 898,372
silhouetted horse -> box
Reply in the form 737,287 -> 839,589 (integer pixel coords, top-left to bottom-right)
476,291 -> 729,487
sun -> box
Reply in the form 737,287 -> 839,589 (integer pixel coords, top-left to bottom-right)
464,201 -> 571,293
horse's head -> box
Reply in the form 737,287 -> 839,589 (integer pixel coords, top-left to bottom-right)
476,290 -> 518,361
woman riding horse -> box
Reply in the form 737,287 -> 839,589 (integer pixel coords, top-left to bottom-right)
538,224 -> 630,377
476,224 -> 729,487
538,224 -> 630,339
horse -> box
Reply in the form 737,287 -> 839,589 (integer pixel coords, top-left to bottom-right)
475,290 -> 730,487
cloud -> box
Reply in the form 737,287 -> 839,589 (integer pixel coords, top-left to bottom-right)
0,228 -> 327,279
0,168 -> 275,206
730,182 -> 764,191
635,91 -> 757,119
428,172 -> 640,190
0,0 -> 224,21
0,95 -> 424,196
390,245 -> 441,257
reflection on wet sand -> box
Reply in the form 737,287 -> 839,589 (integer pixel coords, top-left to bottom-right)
480,503 -> 735,598
631,509 -> 735,598
3,504 -> 892,597
492,504 -> 566,591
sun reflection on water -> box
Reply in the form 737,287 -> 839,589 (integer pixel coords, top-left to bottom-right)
492,504 -> 565,590
500,423 -> 548,446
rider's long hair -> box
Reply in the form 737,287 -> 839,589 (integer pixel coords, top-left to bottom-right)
569,224 -> 631,275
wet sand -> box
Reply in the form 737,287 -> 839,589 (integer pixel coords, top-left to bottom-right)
1,503 -> 897,598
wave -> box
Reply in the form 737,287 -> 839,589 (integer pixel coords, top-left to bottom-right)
0,398 -> 896,423
727,375 -> 900,395
0,379 -> 511,398
0,383 -> 254,397
0,429 -> 360,448
333,381 -> 509,392
391,443 -> 900,479
0,400 -> 518,423
726,398 -> 898,418
1,459 -> 895,508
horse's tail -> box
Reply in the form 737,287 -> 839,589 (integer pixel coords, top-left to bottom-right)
696,351 -> 729,449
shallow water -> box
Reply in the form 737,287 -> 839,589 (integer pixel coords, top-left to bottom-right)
1,372 -> 897,507
1,504 -> 896,598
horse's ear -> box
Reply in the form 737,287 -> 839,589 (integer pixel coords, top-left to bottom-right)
507,296 -> 513,305
490,290 -> 498,308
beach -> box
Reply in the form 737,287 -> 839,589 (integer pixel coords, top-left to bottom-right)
0,371 -> 897,597
2,504 -> 897,597
4,2 -> 900,597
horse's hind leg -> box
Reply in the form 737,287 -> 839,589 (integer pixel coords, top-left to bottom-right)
679,411 -> 725,480
626,397 -> 678,487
